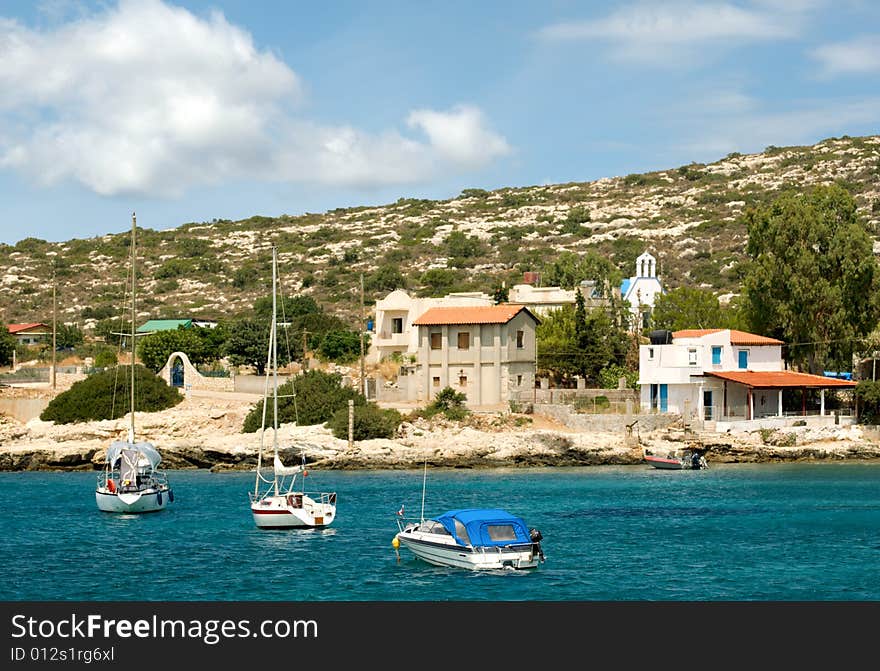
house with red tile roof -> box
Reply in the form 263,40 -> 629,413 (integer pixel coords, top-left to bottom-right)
6,323 -> 50,346
407,304 -> 540,407
639,328 -> 856,430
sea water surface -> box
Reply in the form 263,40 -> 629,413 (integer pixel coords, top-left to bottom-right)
1,463 -> 878,601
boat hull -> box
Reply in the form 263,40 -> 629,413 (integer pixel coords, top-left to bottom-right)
645,456 -> 684,470
395,532 -> 541,570
95,486 -> 171,513
251,493 -> 336,529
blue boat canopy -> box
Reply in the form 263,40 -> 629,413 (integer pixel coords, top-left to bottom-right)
433,509 -> 532,548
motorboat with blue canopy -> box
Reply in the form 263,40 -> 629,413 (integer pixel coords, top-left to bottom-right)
394,507 -> 545,570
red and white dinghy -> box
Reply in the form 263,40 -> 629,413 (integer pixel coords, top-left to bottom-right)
645,450 -> 708,470
645,454 -> 686,470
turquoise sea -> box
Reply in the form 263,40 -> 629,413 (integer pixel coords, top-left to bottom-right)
1,463 -> 879,601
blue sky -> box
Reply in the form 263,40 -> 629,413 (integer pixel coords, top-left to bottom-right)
0,0 -> 878,245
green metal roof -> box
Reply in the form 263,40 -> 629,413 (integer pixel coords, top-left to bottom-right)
136,319 -> 192,333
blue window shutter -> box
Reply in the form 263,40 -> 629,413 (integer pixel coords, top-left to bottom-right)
712,346 -> 721,365
738,350 -> 748,369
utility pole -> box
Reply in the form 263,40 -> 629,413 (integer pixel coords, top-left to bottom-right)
52,270 -> 57,390
301,330 -> 309,371
360,272 -> 366,398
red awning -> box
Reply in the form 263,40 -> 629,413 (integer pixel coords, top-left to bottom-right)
702,370 -> 856,389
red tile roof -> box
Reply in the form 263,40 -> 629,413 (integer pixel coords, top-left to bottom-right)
413,305 -> 538,326
704,370 -> 856,388
673,328 -> 783,345
7,323 -> 49,334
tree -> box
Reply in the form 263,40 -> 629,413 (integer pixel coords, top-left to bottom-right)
536,305 -> 580,383
491,282 -> 509,304
54,324 -> 84,350
242,369 -> 365,432
253,294 -> 320,321
652,286 -> 728,332
366,264 -> 407,293
740,184 -> 880,372
223,319 -> 284,375
316,329 -> 366,363
137,327 -> 213,372
0,326 -> 15,366
419,268 -> 461,297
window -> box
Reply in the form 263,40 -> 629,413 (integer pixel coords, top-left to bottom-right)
738,350 -> 749,369
688,348 -> 697,366
391,317 -> 403,334
459,376 -> 467,387
648,347 -> 654,360
432,376 -> 440,387
457,332 -> 470,350
712,345 -> 722,366
430,332 -> 442,349
516,330 -> 525,348
516,375 -> 523,386
486,524 -> 518,542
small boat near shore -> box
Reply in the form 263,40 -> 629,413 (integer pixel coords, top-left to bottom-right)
645,449 -> 708,470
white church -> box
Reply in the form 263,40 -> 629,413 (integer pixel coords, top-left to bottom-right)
620,251 -> 663,330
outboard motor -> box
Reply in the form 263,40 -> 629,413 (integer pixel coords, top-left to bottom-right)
529,528 -> 545,562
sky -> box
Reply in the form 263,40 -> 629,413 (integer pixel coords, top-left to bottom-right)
0,0 -> 878,245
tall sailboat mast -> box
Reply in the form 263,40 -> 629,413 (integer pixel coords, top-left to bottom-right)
130,212 -> 137,444
272,246 -> 279,496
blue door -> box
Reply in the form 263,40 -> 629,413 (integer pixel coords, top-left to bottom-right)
171,361 -> 184,387
738,350 -> 749,369
659,384 -> 668,413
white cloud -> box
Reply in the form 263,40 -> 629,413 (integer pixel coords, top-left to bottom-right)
0,0 -> 510,197
813,36 -> 880,76
537,2 -> 798,64
407,105 -> 511,167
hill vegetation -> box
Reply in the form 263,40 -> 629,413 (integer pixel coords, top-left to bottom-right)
2,134 -> 877,335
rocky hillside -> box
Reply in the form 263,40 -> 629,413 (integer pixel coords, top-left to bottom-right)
2,134 -> 878,330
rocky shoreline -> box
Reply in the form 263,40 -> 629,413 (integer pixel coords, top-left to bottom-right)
2,391 -> 880,472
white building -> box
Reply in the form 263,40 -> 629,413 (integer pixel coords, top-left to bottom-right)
369,289 -> 494,363
621,251 -> 663,330
639,328 -> 856,430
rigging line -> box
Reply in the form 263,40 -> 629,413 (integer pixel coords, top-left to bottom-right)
275,260 -> 300,426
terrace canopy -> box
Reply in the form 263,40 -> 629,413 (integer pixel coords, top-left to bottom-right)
702,370 -> 856,420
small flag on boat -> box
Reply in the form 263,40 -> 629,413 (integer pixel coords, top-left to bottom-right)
397,504 -> 404,517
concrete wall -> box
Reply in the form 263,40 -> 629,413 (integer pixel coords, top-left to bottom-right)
0,398 -> 49,423
233,374 -> 291,395
534,403 -> 678,432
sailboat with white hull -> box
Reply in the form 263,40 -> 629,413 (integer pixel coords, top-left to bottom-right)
249,247 -> 337,529
95,213 -> 173,514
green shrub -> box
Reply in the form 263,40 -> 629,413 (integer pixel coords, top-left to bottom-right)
327,403 -> 402,440
93,349 -> 118,368
242,369 -> 365,432
40,365 -> 182,424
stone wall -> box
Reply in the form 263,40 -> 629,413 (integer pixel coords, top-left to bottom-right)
534,403 -> 679,433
